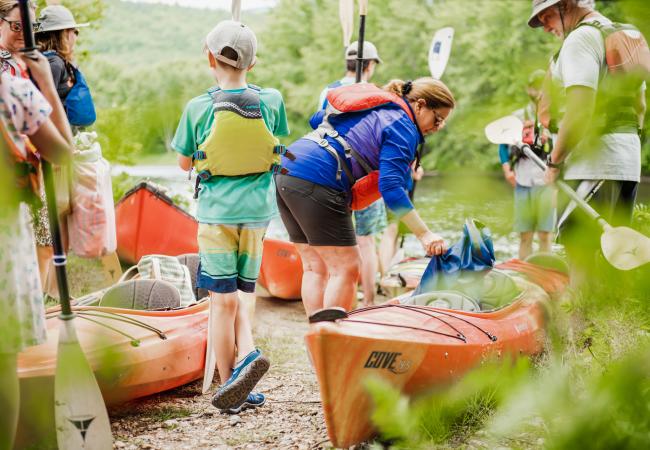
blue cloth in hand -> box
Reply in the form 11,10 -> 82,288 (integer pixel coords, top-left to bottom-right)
413,219 -> 495,296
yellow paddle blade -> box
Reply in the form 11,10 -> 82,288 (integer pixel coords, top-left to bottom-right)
55,320 -> 112,450
601,226 -> 650,271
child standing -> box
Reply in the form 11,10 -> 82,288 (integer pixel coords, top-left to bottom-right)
172,20 -> 289,413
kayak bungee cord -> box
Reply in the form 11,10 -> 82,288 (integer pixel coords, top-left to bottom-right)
45,308 -> 167,340
348,303 -> 498,342
405,305 -> 498,342
342,318 -> 467,342
74,315 -> 142,347
391,303 -> 467,339
73,311 -> 167,340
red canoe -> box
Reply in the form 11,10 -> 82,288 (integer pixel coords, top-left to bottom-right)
115,181 -> 198,265
115,181 -> 302,299
305,261 -> 568,448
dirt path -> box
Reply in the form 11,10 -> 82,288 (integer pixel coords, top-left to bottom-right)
109,298 -> 332,449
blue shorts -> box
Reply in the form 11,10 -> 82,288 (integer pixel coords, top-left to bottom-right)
513,184 -> 556,233
354,199 -> 387,236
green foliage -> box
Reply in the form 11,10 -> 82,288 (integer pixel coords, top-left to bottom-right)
366,359 -> 532,448
81,0 -> 649,173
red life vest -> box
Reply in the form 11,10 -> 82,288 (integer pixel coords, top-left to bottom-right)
310,83 -> 416,210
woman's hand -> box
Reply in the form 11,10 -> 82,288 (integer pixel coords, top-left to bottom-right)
23,52 -> 56,91
418,231 -> 447,256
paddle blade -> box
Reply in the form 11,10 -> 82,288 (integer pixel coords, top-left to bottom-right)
55,320 -> 112,450
339,0 -> 354,48
428,27 -> 454,79
484,115 -> 524,145
202,299 -> 217,394
231,0 -> 241,21
601,226 -> 650,271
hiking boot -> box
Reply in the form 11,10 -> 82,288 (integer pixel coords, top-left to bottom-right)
211,349 -> 270,410
219,392 -> 266,415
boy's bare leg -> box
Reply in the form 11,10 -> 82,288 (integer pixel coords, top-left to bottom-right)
211,292 -> 239,385
238,290 -> 256,327
357,235 -> 377,306
295,243 -> 328,316
378,223 -> 399,275
0,353 -> 18,450
537,231 -> 553,253
519,231 -> 534,259
234,296 -> 256,362
315,245 -> 361,312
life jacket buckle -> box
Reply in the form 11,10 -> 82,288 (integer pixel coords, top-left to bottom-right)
270,163 -> 288,175
197,170 -> 212,181
326,129 -> 339,138
193,150 -> 207,160
318,139 -> 329,148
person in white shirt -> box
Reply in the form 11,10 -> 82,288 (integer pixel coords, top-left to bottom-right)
528,0 -> 646,278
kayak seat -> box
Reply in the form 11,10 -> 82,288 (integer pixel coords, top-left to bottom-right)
176,253 -> 210,300
99,279 -> 181,310
405,291 -> 481,312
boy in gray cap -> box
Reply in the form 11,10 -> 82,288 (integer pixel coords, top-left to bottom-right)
173,20 -> 290,414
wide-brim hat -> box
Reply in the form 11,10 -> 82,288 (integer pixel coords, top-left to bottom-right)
36,5 -> 90,33
528,0 -> 562,28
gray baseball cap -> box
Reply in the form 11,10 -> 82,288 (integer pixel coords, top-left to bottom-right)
206,20 -> 257,70
36,5 -> 90,33
345,41 -> 382,63
528,0 -> 562,28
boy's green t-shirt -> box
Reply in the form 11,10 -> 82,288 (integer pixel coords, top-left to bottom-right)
172,87 -> 290,224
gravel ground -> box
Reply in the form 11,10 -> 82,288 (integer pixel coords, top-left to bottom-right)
109,297 -> 334,450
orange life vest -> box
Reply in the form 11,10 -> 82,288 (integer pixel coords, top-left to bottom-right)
306,83 -> 417,210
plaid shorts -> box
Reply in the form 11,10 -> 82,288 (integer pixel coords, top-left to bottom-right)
197,221 -> 269,294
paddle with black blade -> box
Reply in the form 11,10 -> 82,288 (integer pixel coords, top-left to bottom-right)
16,1 -> 113,447
354,0 -> 368,83
485,115 -> 650,271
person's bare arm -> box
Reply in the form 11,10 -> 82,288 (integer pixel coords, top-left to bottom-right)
545,85 -> 596,182
29,119 -> 72,165
178,154 -> 192,171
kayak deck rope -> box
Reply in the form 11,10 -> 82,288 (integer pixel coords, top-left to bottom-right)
47,308 -> 167,340
348,303 -> 497,342
342,318 -> 466,342
75,315 -> 142,347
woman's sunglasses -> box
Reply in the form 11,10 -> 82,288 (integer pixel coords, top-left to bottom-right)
0,17 -> 40,33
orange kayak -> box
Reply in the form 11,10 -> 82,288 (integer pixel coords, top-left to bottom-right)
16,302 -> 208,447
257,238 -> 303,300
115,182 -> 198,265
115,181 -> 302,299
305,261 -> 568,448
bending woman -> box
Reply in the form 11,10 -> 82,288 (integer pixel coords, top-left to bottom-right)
276,77 -> 455,315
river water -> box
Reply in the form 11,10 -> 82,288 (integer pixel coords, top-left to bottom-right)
112,165 -> 649,261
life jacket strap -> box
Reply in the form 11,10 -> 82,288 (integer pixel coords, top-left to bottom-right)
273,144 -> 296,161
197,170 -> 212,181
304,132 -> 353,183
270,163 -> 288,175
193,150 -> 208,160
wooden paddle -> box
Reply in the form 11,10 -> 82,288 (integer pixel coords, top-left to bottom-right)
485,115 -> 650,271
17,3 -> 113,447
339,0 -> 354,51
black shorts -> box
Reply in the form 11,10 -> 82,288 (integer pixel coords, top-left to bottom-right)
275,174 -> 356,246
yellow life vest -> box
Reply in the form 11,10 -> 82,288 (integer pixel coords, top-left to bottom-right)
193,85 -> 292,181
